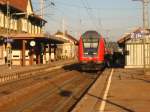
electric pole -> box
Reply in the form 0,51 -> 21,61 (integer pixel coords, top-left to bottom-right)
143,0 -> 149,29
6,0 -> 12,69
133,0 -> 149,29
133,0 -> 150,74
62,18 -> 65,38
40,0 -> 44,33
40,0 -> 44,18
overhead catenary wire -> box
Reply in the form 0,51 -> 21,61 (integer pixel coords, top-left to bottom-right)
44,8 -> 78,35
35,0 -> 139,39
42,0 -> 109,37
83,0 -> 103,31
53,0 -> 142,10
80,0 -> 100,31
34,0 -> 55,13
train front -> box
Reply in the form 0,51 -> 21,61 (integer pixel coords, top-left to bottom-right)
78,31 -> 105,71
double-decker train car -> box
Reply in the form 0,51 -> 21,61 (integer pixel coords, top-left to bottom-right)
78,31 -> 105,71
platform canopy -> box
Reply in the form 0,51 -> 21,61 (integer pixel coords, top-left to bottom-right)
0,33 -> 67,44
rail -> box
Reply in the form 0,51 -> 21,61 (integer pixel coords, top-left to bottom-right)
0,60 -> 76,85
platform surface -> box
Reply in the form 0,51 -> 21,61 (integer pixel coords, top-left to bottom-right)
72,68 -> 150,112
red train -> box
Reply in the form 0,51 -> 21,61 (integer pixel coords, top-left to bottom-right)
78,31 -> 105,71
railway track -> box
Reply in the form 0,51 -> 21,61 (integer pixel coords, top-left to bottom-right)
24,72 -> 98,112
0,63 -> 104,112
0,60 -> 75,85
0,69 -> 67,97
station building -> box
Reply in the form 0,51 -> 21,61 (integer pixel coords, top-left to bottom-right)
0,0 -> 67,66
118,27 -> 150,68
54,31 -> 78,60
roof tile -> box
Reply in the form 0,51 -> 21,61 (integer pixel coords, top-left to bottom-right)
0,0 -> 27,12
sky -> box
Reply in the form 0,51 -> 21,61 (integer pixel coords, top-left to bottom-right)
31,0 -> 150,41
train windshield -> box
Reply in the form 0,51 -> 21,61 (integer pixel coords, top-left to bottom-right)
82,38 -> 99,57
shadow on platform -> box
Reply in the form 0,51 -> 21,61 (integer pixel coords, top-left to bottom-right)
87,93 -> 135,112
59,90 -> 73,97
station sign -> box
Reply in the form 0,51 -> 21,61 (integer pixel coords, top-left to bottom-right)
131,32 -> 142,39
130,30 -> 146,39
4,38 -> 13,43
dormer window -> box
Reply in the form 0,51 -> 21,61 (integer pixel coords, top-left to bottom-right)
0,11 -> 4,27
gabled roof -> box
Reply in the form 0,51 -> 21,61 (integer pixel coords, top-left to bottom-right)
117,27 -> 142,44
0,0 -> 46,22
0,1 -> 5,5
55,31 -> 78,44
0,0 -> 28,12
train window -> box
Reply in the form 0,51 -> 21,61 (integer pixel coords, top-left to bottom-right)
82,38 -> 99,43
83,41 -> 99,57
84,43 -> 91,48
83,43 -> 98,48
93,43 -> 98,48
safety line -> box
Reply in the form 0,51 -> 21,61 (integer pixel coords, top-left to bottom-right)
99,68 -> 114,112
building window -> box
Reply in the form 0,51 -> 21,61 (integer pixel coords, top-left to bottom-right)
21,19 -> 27,32
38,26 -> 41,34
35,25 -> 38,34
10,18 -> 17,30
0,11 -> 4,27
32,24 -> 34,34
10,18 -> 13,29
0,45 -> 3,59
14,19 -> 17,30
4,15 -> 9,28
28,22 -> 31,33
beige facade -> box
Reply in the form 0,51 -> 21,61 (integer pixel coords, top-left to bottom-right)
118,27 -> 150,68
0,0 -> 46,66
0,6 -> 43,35
56,43 -> 76,59
55,31 -> 78,60
125,36 -> 150,68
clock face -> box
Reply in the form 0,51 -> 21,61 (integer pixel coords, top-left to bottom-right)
30,41 -> 36,47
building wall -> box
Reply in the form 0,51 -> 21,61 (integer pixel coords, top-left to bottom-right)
27,0 -> 33,14
0,2 -> 45,66
12,50 -> 30,65
55,34 -> 77,60
0,4 -> 43,35
125,35 -> 150,68
0,44 -> 5,65
57,43 -> 76,59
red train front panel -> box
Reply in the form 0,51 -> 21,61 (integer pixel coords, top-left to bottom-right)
78,31 -> 105,70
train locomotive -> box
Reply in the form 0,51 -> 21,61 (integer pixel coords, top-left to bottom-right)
78,31 -> 105,71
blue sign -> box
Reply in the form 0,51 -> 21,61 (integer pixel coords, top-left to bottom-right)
4,38 -> 13,43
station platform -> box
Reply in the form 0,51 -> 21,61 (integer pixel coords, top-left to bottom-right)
0,60 -> 76,77
72,68 -> 150,112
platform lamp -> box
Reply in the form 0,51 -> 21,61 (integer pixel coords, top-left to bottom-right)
6,0 -> 12,69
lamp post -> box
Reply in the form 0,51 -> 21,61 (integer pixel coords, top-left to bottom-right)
6,0 -> 12,69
